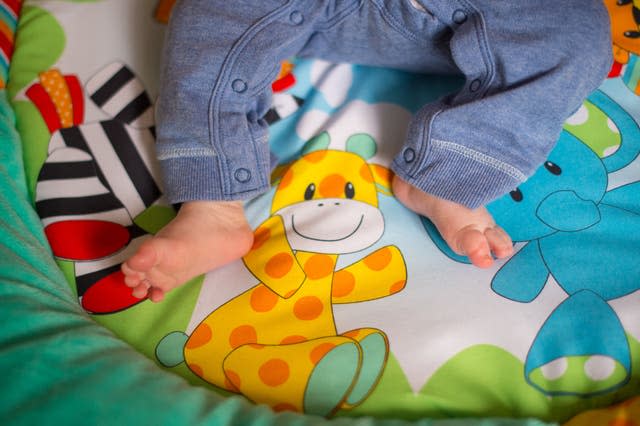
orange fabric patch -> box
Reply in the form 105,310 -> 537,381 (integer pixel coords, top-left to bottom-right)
251,226 -> 271,251
250,285 -> 279,312
364,247 -> 392,271
229,324 -> 258,349
390,280 -> 406,294
259,358 -> 290,387
319,173 -> 346,198
309,342 -> 336,365
186,323 -> 213,349
280,335 -> 307,345
293,296 -> 324,320
224,370 -> 241,391
278,168 -> 294,190
332,270 -> 355,298
265,252 -> 294,279
303,150 -> 328,164
359,163 -> 374,183
303,254 -> 334,280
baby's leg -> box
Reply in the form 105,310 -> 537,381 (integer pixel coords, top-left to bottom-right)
392,176 -> 513,268
122,201 -> 253,302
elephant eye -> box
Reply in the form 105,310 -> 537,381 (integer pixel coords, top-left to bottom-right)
304,183 -> 316,200
544,161 -> 562,175
345,182 -> 355,199
510,188 -> 523,202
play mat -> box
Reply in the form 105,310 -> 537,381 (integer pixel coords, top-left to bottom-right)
1,0 -> 639,425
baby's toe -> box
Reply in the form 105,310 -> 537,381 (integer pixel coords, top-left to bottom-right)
126,241 -> 159,272
456,228 -> 494,268
131,280 -> 151,299
485,227 -> 514,259
148,287 -> 166,303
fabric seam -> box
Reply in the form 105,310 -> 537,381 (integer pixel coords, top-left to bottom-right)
431,138 -> 526,181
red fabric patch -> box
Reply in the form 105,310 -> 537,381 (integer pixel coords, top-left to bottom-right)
81,270 -> 145,314
45,220 -> 130,260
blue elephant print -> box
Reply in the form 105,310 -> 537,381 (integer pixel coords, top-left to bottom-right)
422,89 -> 640,397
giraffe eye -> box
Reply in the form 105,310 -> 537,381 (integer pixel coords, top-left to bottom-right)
304,183 -> 316,200
345,182 -> 355,199
544,161 -> 562,175
510,188 -> 523,202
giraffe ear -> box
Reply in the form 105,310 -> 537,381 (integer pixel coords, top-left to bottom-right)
369,163 -> 394,197
346,133 -> 377,160
301,131 -> 331,155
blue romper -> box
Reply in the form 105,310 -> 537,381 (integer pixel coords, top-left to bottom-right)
155,0 -> 611,209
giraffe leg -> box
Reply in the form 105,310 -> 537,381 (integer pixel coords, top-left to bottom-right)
340,328 -> 389,408
222,337 -> 361,416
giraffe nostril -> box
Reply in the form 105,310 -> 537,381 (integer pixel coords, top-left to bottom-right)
318,203 -> 324,207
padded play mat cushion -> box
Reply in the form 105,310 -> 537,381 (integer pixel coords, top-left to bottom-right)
5,0 -> 640,423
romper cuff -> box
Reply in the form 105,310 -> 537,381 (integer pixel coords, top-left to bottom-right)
158,151 -> 271,204
392,138 -> 525,210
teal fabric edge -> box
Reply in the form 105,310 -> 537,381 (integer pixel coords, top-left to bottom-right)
0,87 -> 556,426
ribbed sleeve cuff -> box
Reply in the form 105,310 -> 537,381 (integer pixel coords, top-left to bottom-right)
392,139 -> 526,209
159,155 -> 270,204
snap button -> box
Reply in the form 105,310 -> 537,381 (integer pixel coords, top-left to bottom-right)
469,78 -> 482,92
452,9 -> 467,25
403,148 -> 416,163
231,79 -> 247,93
289,11 -> 304,25
234,168 -> 251,183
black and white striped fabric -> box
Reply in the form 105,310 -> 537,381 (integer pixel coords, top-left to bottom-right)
34,62 -> 165,313
86,61 -> 155,129
264,93 -> 304,125
37,62 -> 163,229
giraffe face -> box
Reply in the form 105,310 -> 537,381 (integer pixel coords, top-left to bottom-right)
272,150 -> 385,254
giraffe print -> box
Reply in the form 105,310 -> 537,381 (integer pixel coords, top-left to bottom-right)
158,142 -> 407,416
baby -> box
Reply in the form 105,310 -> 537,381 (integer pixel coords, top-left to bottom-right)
123,0 -> 612,302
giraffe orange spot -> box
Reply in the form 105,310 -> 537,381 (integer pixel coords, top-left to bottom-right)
389,280 -> 406,294
609,419 -> 637,426
371,164 -> 392,186
273,403 -> 298,412
343,329 -> 360,339
303,150 -> 327,163
360,163 -> 374,183
310,342 -> 336,365
225,370 -> 241,391
278,168 -> 294,190
281,335 -> 307,345
265,252 -> 294,279
189,363 -> 203,377
319,173 -> 346,198
364,247 -> 392,271
293,296 -> 324,320
259,358 -> 290,387
186,323 -> 212,350
251,225 -> 271,251
250,285 -> 279,312
229,324 -> 258,348
304,254 -> 334,280
332,270 -> 355,298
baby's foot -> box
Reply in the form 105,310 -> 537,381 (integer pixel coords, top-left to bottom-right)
122,201 -> 253,302
392,176 -> 513,268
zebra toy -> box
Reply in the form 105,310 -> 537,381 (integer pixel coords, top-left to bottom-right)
33,62 -> 167,314
31,61 -> 304,314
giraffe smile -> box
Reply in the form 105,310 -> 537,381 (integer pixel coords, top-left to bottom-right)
290,213 -> 365,242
